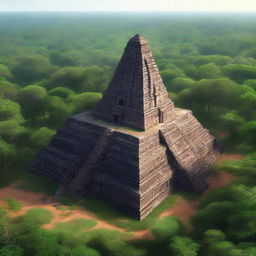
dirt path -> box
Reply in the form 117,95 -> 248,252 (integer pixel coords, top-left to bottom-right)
0,186 -> 47,205
218,154 -> 243,162
0,185 -> 151,240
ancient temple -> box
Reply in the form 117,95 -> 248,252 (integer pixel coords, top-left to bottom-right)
30,35 -> 220,220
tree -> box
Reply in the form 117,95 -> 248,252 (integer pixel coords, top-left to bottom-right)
191,201 -> 235,235
30,127 -> 55,149
220,112 -> 245,140
45,66 -> 86,91
204,241 -> 243,256
231,56 -> 256,66
70,92 -> 102,114
169,236 -> 200,256
240,121 -> 256,146
46,65 -> 110,93
0,98 -> 24,123
42,96 -> 70,126
223,64 -> 256,83
0,139 -> 16,172
0,64 -> 12,80
48,86 -> 75,99
240,46 -> 256,59
197,63 -> 220,79
170,77 -> 195,93
17,85 -> 47,121
203,229 -> 226,245
245,79 -> 256,91
81,65 -> 110,92
189,55 -> 232,66
0,120 -> 25,142
176,78 -> 241,119
0,81 -> 19,100
227,210 -> 256,241
238,91 -> 256,119
183,64 -> 199,80
49,50 -> 84,67
11,55 -> 52,84
161,67 -> 184,90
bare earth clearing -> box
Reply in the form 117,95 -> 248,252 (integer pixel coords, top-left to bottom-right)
0,154 -> 242,240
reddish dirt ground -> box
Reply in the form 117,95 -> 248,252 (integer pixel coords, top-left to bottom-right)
159,171 -> 238,221
0,185 -> 151,239
218,154 -> 243,162
0,154 -> 243,239
159,154 -> 243,222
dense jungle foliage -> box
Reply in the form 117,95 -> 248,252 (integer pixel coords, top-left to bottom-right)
1,12 -> 256,256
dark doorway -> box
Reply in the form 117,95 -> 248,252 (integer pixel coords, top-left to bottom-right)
118,99 -> 124,106
114,114 -> 119,124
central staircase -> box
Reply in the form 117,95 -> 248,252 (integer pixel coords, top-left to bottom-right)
54,128 -> 113,201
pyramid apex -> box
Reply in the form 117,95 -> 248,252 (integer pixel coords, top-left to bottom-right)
131,34 -> 142,39
129,34 -> 147,45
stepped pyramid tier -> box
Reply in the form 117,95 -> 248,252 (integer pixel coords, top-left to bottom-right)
30,35 -> 220,220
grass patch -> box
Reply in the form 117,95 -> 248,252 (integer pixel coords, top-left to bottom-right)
55,217 -> 97,232
62,194 -> 179,232
19,208 -> 53,225
15,172 -> 57,195
0,207 -> 7,219
68,205 -> 78,210
57,205 -> 69,210
5,197 -> 23,212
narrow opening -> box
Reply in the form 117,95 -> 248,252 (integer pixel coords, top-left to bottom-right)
118,99 -> 124,106
158,109 -> 164,123
113,114 -> 119,124
99,182 -> 104,189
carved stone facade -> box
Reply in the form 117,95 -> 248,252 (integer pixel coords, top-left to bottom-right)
94,34 -> 174,131
30,35 -> 220,220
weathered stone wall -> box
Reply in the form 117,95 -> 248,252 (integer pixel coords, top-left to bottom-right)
160,108 -> 219,193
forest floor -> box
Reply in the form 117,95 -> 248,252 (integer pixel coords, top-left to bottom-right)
0,153 -> 242,240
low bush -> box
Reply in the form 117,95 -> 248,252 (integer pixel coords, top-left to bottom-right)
5,197 -> 23,212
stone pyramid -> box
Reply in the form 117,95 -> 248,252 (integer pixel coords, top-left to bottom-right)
30,35 -> 220,220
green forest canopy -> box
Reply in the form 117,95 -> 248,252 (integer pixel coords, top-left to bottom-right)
1,12 -> 256,256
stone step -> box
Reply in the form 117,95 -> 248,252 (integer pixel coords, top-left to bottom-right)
55,128 -> 114,199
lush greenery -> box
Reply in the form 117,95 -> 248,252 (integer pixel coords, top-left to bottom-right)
1,12 -> 256,255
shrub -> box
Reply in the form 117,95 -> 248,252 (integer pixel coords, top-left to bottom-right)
20,208 -> 53,225
151,216 -> 181,241
0,245 -> 23,256
5,197 -> 23,212
169,236 -> 200,256
203,229 -> 226,245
